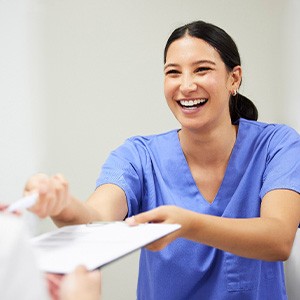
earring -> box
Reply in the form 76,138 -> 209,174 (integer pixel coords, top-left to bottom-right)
232,90 -> 237,96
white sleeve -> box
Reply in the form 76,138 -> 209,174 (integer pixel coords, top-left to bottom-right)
0,215 -> 50,300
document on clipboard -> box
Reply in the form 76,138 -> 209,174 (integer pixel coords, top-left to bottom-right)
30,222 -> 181,274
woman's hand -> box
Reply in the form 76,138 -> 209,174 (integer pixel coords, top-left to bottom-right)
126,205 -> 195,251
24,173 -> 71,218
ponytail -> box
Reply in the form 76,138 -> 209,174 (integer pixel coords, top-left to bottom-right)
229,93 -> 258,123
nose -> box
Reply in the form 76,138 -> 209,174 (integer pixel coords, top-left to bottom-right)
179,74 -> 197,94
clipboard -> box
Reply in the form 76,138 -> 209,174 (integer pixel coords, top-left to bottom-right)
30,222 -> 181,274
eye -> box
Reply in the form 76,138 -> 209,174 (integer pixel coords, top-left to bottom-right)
165,69 -> 180,76
195,67 -> 211,73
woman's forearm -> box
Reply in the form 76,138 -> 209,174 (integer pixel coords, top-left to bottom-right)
51,196 -> 100,227
52,184 -> 128,227
186,212 -> 293,261
131,190 -> 300,261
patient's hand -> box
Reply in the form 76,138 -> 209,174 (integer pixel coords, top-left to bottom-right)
0,203 -> 21,216
46,272 -> 64,300
59,266 -> 101,300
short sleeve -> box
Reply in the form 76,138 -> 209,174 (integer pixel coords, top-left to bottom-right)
260,125 -> 300,199
96,139 -> 144,216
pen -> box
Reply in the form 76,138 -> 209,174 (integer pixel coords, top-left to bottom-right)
7,193 -> 39,212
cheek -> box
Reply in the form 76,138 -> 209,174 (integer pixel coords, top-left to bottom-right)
164,79 -> 175,100
206,76 -> 228,95
203,76 -> 218,89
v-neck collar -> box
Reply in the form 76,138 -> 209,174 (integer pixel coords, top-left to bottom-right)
168,121 -> 244,210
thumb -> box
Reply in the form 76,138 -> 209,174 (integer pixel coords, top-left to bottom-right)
126,208 -> 164,225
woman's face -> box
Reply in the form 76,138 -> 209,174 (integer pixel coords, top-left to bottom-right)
164,35 -> 240,132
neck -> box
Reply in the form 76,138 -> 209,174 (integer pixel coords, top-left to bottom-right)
179,122 -> 237,168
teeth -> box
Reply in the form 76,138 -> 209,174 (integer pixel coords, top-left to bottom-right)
179,99 -> 207,107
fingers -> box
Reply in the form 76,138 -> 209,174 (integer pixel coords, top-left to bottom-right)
70,265 -> 101,285
59,265 -> 101,300
73,265 -> 101,284
46,272 -> 64,300
24,173 -> 70,218
126,209 -> 157,224
72,265 -> 89,274
126,213 -> 152,225
125,206 -> 182,252
126,206 -> 170,225
134,210 -> 158,223
125,216 -> 138,226
0,203 -> 22,216
46,273 -> 64,286
47,174 -> 70,216
24,173 -> 48,194
0,203 -> 9,211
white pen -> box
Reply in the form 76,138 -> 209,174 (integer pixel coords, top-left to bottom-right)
7,193 -> 39,212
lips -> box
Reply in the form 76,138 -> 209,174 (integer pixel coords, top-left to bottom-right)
178,98 -> 208,109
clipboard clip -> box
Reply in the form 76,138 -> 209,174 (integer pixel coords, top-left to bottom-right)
86,221 -> 128,227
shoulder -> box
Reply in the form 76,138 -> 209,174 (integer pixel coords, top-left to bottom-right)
125,130 -> 179,149
238,118 -> 300,141
238,119 -> 300,163
107,130 -> 179,163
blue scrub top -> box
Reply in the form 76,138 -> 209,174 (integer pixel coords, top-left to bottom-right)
96,119 -> 300,300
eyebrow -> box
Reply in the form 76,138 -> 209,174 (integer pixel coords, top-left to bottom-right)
164,60 -> 216,70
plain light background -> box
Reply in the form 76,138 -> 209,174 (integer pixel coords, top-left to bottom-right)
1,0 -> 299,299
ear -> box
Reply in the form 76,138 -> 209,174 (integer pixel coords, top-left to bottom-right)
227,66 -> 242,93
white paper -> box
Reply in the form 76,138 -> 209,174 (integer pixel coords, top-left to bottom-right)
31,222 -> 181,274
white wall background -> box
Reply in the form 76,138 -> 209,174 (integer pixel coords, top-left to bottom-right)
1,0 -> 299,299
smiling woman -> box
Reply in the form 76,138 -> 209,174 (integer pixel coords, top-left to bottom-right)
23,20 -> 300,300
163,21 -> 258,127
164,36 -> 237,133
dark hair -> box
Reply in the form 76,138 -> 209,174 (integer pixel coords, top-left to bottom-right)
164,20 -> 258,123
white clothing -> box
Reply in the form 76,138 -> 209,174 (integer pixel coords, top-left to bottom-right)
0,214 -> 49,300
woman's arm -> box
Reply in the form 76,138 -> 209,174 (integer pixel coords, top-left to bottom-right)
128,189 -> 300,261
25,173 -> 128,227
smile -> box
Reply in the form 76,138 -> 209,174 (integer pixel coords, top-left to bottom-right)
178,99 -> 208,109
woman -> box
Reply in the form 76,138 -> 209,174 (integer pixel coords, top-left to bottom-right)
25,21 -> 300,299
